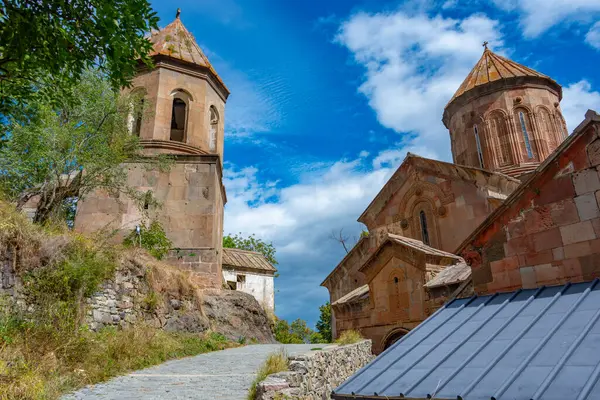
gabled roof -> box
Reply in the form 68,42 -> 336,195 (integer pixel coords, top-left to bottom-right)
358,153 -> 520,226
359,234 -> 465,277
447,48 -> 557,106
148,13 -> 227,92
424,260 -> 470,289
333,280 -> 600,400
222,248 -> 276,273
331,284 -> 369,306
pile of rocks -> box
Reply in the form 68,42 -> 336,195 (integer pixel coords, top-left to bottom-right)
256,340 -> 374,400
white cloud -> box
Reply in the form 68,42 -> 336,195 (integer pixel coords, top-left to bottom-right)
223,154 -> 395,323
490,0 -> 600,37
561,80 -> 600,132
586,21 -> 600,49
335,11 -> 503,161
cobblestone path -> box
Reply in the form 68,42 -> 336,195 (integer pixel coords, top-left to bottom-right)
63,344 -> 317,400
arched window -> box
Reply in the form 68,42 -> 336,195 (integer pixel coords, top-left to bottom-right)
128,89 -> 146,137
538,107 -> 558,151
132,99 -> 144,137
488,111 -> 512,166
518,110 -> 534,159
473,124 -> 484,168
209,106 -> 219,152
419,210 -> 430,245
170,90 -> 191,142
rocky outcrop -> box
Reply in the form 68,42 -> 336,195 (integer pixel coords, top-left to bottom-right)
203,289 -> 275,343
256,340 -> 374,400
1,247 -> 275,343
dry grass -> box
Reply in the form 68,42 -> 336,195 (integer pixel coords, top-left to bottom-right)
335,329 -> 363,345
126,248 -> 206,316
0,321 -> 233,400
247,348 -> 289,400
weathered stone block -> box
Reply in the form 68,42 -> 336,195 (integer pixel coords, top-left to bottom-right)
575,192 -> 600,221
560,220 -> 596,245
564,241 -> 592,259
532,227 -> 563,252
573,168 -> 600,195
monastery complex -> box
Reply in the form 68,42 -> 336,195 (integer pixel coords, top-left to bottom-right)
322,44 -> 600,354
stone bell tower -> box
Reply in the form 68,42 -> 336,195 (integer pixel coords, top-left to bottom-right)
74,11 -> 229,288
443,44 -> 568,178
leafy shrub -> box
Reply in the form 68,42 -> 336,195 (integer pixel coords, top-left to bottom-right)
123,220 -> 172,260
335,329 -> 363,345
142,290 -> 160,312
247,348 -> 289,400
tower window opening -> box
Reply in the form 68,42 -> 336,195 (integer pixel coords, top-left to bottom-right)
143,191 -> 152,210
474,124 -> 484,168
133,99 -> 144,137
419,210 -> 430,246
170,98 -> 187,142
209,106 -> 219,152
519,111 -> 534,159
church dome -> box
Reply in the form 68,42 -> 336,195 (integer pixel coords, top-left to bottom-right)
443,47 -> 562,128
443,46 -> 568,178
148,11 -> 227,91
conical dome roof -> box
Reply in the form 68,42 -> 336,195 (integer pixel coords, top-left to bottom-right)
148,12 -> 227,90
446,47 -> 558,106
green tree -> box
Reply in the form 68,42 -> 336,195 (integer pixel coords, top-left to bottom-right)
273,317 -> 325,344
316,302 -> 332,343
223,233 -> 278,266
273,317 -> 303,344
0,0 -> 159,122
0,70 -> 168,224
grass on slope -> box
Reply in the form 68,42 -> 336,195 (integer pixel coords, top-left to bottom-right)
0,321 -> 232,400
247,348 -> 289,400
0,201 -> 235,399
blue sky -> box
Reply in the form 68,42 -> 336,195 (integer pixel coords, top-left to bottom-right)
151,0 -> 600,328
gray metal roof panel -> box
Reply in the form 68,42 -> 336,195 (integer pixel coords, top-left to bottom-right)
332,280 -> 600,400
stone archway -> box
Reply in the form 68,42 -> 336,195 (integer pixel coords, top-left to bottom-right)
382,327 -> 410,351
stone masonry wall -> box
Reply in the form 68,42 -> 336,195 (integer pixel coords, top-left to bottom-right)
1,250 -> 275,342
256,340 -> 374,400
460,111 -> 600,294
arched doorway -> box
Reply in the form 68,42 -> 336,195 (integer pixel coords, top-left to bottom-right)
382,327 -> 410,351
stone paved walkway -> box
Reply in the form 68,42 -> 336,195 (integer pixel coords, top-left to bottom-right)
62,344 -> 317,400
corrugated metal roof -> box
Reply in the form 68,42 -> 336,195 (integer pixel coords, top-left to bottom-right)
222,248 -> 276,273
333,280 -> 600,400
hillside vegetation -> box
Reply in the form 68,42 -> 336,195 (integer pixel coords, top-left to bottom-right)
0,201 -> 234,399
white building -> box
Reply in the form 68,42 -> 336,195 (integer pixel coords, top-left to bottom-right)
222,248 -> 276,311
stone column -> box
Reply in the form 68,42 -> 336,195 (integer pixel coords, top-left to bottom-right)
483,120 -> 499,169
506,114 -> 523,165
530,111 -> 549,160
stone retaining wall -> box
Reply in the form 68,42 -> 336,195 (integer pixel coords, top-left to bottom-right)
256,340 -> 374,400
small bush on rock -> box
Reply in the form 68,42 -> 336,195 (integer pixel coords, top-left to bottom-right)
335,329 -> 363,345
123,220 -> 172,260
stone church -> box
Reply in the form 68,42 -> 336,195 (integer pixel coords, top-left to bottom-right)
74,13 -> 277,301
322,45 -> 578,353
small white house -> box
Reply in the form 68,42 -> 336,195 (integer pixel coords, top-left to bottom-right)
222,248 -> 276,311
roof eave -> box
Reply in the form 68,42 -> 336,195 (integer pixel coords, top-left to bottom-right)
443,76 -> 562,128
